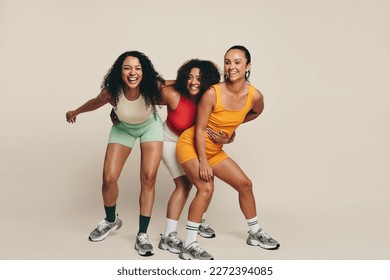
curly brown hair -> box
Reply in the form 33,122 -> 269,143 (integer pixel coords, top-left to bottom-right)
101,51 -> 164,116
175,59 -> 220,103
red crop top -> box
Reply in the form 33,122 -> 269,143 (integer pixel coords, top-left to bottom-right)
166,95 -> 197,136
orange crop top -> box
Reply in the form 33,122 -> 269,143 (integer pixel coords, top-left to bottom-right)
166,95 -> 197,136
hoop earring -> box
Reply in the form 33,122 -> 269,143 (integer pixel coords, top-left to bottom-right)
245,71 -> 249,80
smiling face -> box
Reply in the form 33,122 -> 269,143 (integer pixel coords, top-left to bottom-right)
121,56 -> 143,89
224,49 -> 250,82
186,67 -> 201,96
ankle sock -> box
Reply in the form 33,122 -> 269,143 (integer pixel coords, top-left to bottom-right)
246,216 -> 260,234
104,205 -> 116,223
185,220 -> 200,247
138,215 -> 151,234
164,218 -> 178,237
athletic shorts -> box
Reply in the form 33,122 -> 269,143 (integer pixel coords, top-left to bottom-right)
162,122 -> 186,179
108,114 -> 163,148
176,126 -> 228,167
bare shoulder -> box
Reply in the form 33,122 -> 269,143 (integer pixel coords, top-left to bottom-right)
97,87 -> 115,106
201,85 -> 217,105
250,86 -> 264,113
252,86 -> 264,102
100,87 -> 112,99
161,85 -> 180,100
161,85 -> 180,107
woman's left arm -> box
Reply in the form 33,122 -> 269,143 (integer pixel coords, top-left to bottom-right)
243,89 -> 264,123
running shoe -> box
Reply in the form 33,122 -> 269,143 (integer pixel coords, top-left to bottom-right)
246,228 -> 280,250
179,241 -> 214,260
88,215 -> 122,242
135,232 -> 154,256
158,231 -> 183,254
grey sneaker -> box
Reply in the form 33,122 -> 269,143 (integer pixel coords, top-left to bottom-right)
246,228 -> 280,250
88,215 -> 122,242
179,241 -> 214,260
135,233 -> 154,256
158,231 -> 183,254
198,219 -> 216,238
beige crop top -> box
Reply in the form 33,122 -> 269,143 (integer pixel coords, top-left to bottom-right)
114,91 -> 152,124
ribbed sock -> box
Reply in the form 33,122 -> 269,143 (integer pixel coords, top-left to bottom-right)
138,215 -> 151,234
185,220 -> 200,247
246,216 -> 260,234
164,218 -> 178,237
104,205 -> 116,223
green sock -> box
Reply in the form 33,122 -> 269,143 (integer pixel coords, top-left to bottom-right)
138,215 -> 151,234
104,205 -> 116,223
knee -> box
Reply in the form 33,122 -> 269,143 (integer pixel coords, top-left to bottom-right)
102,173 -> 118,190
141,171 -> 157,188
197,184 -> 214,199
238,178 -> 253,194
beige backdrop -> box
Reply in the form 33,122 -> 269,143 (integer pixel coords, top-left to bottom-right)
1,0 -> 389,260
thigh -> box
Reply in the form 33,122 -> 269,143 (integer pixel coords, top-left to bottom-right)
103,143 -> 132,179
181,158 -> 214,191
213,157 -> 250,191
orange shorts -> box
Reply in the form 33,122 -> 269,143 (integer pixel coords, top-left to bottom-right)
176,126 -> 228,167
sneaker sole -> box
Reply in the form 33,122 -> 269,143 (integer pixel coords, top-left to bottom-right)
135,243 -> 154,257
198,231 -> 216,238
158,242 -> 181,254
88,224 -> 119,242
247,239 -> 280,250
179,252 -> 214,260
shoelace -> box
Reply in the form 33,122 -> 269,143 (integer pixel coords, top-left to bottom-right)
201,221 -> 210,229
258,230 -> 271,240
190,242 -> 205,253
96,220 -> 109,232
138,234 -> 151,245
169,234 -> 183,245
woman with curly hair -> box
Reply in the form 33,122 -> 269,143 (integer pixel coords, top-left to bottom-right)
176,46 -> 280,260
157,59 -> 233,255
66,50 -> 165,257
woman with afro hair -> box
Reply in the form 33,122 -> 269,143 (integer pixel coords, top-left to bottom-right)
157,59 -> 234,255
66,50 -> 166,257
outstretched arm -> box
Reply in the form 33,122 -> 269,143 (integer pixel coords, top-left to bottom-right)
195,88 -> 215,182
66,88 -> 112,123
243,89 -> 264,123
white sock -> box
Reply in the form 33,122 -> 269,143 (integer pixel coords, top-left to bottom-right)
202,213 -> 206,220
185,220 -> 200,247
164,218 -> 178,237
246,217 -> 260,234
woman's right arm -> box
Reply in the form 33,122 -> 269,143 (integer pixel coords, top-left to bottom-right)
66,88 -> 111,123
195,88 -> 215,182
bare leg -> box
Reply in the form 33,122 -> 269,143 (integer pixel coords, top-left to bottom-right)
102,143 -> 132,206
139,141 -> 163,216
213,157 -> 256,219
167,175 -> 192,220
181,159 -> 214,223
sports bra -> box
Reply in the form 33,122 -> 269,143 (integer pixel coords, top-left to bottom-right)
114,91 -> 152,124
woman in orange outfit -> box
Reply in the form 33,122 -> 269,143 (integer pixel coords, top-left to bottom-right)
176,45 -> 280,260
